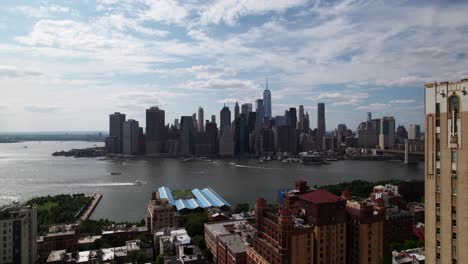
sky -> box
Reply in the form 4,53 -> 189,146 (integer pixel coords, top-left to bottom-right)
1,0 -> 468,132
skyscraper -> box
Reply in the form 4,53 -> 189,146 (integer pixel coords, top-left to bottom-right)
109,112 -> 126,153
378,116 -> 395,149
288,107 -> 297,129
211,115 -> 216,124
298,105 -> 305,130
198,106 -> 204,132
263,78 -> 272,118
192,113 -> 197,130
234,101 -> 240,119
255,99 -> 264,129
425,79 -> 468,263
123,119 -> 140,155
220,105 -> 231,129
241,103 -> 253,116
180,116 -> 194,155
317,103 -> 326,146
408,124 -> 421,140
304,112 -> 310,131
146,107 -> 165,154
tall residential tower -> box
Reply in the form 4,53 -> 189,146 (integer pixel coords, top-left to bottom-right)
146,107 -> 165,154
198,106 -> 204,132
220,105 -> 231,129
425,78 -> 468,264
108,112 -> 126,153
317,103 -> 326,148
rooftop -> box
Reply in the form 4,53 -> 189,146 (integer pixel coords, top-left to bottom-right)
77,235 -> 102,244
157,186 -> 231,211
156,228 -> 191,246
299,189 -> 344,204
47,250 -> 67,262
205,220 -> 251,237
219,234 -> 247,254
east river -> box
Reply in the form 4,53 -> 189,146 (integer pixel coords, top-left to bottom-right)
0,141 -> 424,222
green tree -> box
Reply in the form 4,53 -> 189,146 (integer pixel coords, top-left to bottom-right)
125,251 -> 150,263
155,255 -> 164,264
179,213 -> 209,237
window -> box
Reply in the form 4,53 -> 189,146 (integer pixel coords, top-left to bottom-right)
437,240 -> 441,248
449,96 -> 460,118
436,133 -> 441,151
451,151 -> 457,163
436,103 -> 441,117
452,220 -> 457,227
452,233 -> 457,240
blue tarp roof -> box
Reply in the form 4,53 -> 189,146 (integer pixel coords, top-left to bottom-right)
157,186 -> 230,211
158,186 -> 175,206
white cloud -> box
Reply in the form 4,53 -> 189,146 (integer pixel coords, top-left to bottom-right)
199,0 -> 307,25
389,99 -> 416,104
181,78 -> 259,91
0,65 -> 42,78
216,98 -> 239,104
311,92 -> 369,106
96,14 -> 168,37
356,103 -> 392,110
16,4 -> 75,18
139,0 -> 189,24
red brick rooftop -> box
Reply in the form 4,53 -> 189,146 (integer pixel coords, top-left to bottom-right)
299,189 -> 344,204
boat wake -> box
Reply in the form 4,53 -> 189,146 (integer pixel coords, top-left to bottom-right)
234,164 -> 282,170
53,182 -> 138,187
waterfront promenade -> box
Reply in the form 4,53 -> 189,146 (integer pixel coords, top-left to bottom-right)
78,193 -> 102,221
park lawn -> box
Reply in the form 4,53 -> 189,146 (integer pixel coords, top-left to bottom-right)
27,194 -> 91,234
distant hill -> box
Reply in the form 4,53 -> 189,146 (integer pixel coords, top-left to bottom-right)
0,131 -> 108,142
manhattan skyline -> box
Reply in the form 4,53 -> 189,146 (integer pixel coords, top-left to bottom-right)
2,0 -> 468,132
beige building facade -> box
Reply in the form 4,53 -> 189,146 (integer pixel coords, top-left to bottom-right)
425,79 -> 468,263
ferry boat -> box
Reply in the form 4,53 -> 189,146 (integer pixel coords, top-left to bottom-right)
300,153 -> 327,165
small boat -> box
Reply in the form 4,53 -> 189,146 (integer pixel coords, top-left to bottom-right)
300,154 -> 326,165
282,159 -> 290,163
134,180 -> 144,186
258,159 -> 265,164
24,146 -> 28,148
110,172 -> 122,175
229,162 -> 236,165
325,158 -> 338,162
